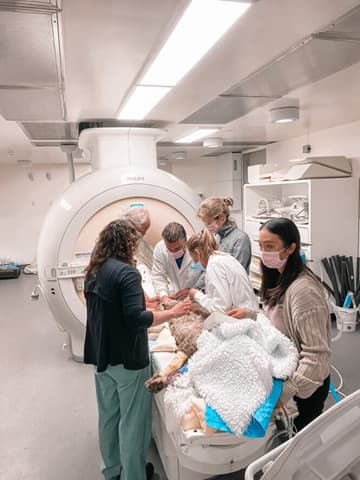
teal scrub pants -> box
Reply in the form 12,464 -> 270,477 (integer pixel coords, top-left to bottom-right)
94,363 -> 152,480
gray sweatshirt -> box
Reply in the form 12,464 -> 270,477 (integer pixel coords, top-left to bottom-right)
196,221 -> 252,291
281,272 -> 331,402
216,221 -> 251,272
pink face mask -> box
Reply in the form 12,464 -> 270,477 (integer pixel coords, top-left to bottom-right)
206,222 -> 219,234
261,248 -> 287,270
168,248 -> 185,260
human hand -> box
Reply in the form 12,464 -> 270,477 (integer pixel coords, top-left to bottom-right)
174,289 -> 190,300
170,298 -> 191,318
146,301 -> 159,312
160,295 -> 173,303
146,296 -> 160,311
188,288 -> 199,300
148,295 -> 160,302
227,307 -> 247,319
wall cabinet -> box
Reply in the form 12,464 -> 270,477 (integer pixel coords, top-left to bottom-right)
243,178 -> 359,289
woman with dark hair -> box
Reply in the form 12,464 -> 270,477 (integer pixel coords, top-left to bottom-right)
84,219 -> 191,480
229,217 -> 331,431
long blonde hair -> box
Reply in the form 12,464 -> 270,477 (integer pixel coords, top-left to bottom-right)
197,197 -> 234,224
187,229 -> 218,262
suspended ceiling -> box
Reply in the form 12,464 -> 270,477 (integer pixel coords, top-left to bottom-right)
0,0 -> 360,164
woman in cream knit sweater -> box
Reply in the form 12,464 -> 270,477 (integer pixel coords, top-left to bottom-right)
229,217 -> 331,431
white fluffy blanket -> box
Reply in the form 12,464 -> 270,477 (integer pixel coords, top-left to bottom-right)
165,312 -> 298,436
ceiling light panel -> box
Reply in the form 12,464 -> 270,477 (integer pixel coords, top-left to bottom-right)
117,85 -> 171,120
203,137 -> 223,148
175,128 -> 218,143
142,0 -> 250,87
116,0 -> 252,120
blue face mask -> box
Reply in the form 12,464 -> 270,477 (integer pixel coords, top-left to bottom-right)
191,261 -> 203,271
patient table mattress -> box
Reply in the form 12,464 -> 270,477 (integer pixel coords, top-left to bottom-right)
151,351 -> 275,480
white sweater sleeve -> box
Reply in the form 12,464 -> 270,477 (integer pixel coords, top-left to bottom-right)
151,244 -> 170,297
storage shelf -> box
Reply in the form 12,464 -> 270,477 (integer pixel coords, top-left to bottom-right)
243,178 -> 359,273
245,216 -> 309,227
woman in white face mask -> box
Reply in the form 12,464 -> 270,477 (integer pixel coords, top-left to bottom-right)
230,217 -> 331,432
197,196 -> 251,273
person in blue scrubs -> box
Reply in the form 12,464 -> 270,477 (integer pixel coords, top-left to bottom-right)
84,219 -> 191,480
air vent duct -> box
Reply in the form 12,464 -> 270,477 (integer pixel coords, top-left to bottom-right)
181,3 -> 360,125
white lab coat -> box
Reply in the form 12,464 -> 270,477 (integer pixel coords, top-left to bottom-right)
194,251 -> 258,314
151,240 -> 203,297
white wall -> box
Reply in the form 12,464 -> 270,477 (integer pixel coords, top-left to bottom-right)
1,158 -> 215,265
171,156 -> 218,200
171,155 -> 245,227
0,163 -> 91,264
173,120 -> 360,248
4,119 -> 360,264
263,119 -> 360,255
265,119 -> 360,174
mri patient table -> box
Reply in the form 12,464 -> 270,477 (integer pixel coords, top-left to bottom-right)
151,351 -> 277,480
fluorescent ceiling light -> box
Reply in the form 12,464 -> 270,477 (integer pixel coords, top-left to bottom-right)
142,0 -> 251,87
276,118 -> 294,123
158,157 -> 169,166
116,0 -> 251,120
117,85 -> 171,120
175,128 -> 218,143
203,137 -> 223,148
172,151 -> 187,161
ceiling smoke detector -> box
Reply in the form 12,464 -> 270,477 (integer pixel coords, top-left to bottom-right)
270,106 -> 299,123
203,137 -> 223,148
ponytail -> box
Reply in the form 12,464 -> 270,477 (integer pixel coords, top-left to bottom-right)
187,229 -> 218,260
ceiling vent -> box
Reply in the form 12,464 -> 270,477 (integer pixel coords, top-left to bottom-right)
0,2 -> 65,121
19,119 -> 165,147
78,119 -> 163,135
19,122 -> 78,146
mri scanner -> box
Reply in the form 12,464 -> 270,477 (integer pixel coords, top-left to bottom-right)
36,127 -> 276,479
37,127 -> 201,360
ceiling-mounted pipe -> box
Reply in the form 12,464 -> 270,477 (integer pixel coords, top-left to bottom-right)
60,144 -> 77,183
0,1 -> 61,14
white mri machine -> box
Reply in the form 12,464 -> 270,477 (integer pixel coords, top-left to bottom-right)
37,127 -> 276,480
37,127 -> 200,361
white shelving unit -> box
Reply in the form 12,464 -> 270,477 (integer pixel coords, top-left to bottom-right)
243,177 -> 359,289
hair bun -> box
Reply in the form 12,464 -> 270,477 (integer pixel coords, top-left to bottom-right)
223,197 -> 234,208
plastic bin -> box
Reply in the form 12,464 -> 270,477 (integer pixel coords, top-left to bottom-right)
334,305 -> 358,332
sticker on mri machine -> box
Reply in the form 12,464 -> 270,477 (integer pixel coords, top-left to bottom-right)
46,265 -> 86,279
